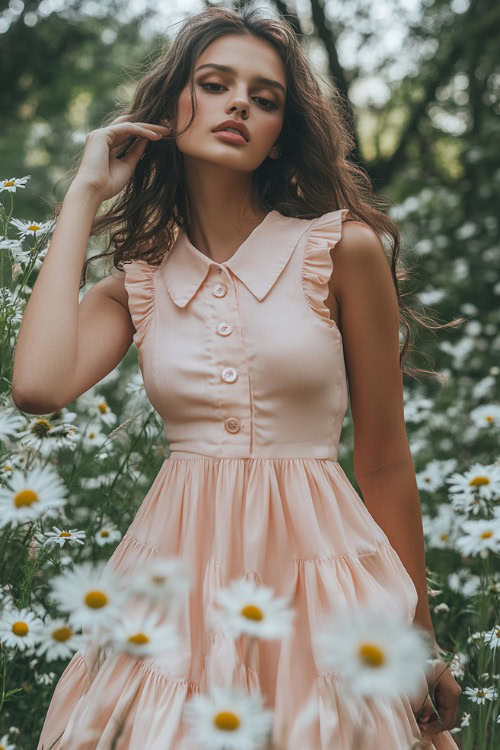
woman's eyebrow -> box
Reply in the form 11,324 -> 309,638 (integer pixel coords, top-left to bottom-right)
194,63 -> 286,96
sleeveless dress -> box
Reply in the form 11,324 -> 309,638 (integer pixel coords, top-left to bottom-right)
38,209 -> 459,750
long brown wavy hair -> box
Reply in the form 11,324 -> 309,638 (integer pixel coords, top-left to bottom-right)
53,5 -> 463,382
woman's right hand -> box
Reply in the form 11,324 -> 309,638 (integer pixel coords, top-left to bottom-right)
72,114 -> 171,202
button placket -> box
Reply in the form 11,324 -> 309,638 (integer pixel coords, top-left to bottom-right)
211,270 -> 245,440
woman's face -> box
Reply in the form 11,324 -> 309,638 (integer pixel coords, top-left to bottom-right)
171,33 -> 287,172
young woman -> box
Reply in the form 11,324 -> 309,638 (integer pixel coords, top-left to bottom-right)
14,6 -> 461,749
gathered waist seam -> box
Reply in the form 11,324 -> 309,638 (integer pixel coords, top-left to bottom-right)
166,451 -> 339,463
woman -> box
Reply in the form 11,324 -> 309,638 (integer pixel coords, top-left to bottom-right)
15,6 -> 461,749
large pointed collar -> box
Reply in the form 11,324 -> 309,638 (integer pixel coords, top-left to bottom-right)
158,210 -> 311,308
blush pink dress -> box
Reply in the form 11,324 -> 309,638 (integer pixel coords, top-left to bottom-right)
38,209 -> 459,750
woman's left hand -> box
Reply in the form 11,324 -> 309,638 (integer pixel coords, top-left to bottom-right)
414,657 -> 462,741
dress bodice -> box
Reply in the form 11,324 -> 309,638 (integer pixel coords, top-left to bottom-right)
123,208 -> 350,460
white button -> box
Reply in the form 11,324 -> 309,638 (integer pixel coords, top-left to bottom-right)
224,417 -> 240,433
212,283 -> 227,298
216,322 -> 233,336
221,367 -> 238,383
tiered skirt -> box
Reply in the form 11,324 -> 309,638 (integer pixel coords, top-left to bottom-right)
38,454 -> 459,750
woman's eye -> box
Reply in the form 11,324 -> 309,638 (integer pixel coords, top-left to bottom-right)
199,82 -> 277,110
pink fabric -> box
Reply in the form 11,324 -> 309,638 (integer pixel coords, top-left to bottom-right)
38,209 -> 459,749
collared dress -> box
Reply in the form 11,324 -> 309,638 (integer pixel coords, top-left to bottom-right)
38,209 -> 459,750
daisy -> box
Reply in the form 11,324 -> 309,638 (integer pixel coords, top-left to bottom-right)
416,458 -> 458,493
403,395 -> 433,424
484,624 -> 500,650
454,518 -> 500,559
81,423 -> 107,452
422,504 -> 458,549
470,403 -> 500,429
34,671 -> 56,685
0,606 -> 45,652
183,683 -> 274,750
42,526 -> 86,548
447,570 -> 481,597
49,560 -> 129,634
208,578 -> 296,641
466,630 -> 486,645
450,492 -> 491,517
0,734 -> 16,750
127,557 -> 193,616
1,175 -> 30,193
0,407 -> 26,446
95,523 -> 122,546
314,604 -> 431,699
17,416 -> 79,456
36,616 -> 85,661
472,375 -> 495,400
0,460 -> 15,481
0,237 -> 24,256
449,652 -> 466,680
459,711 -> 471,727
463,685 -> 498,704
77,392 -> 117,427
106,609 -> 180,659
0,465 -> 67,529
9,217 -> 52,238
446,463 -> 500,504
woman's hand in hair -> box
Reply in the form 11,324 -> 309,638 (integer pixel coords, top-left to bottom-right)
72,114 -> 171,202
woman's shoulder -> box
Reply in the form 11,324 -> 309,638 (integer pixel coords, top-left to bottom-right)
327,218 -> 391,301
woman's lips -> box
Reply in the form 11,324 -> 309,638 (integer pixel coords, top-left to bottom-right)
212,130 -> 248,145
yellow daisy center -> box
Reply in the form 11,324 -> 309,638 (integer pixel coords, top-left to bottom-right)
128,632 -> 150,645
12,621 -> 29,637
485,415 -> 494,422
98,401 -> 108,413
14,489 -> 39,508
358,641 -> 385,667
100,530 -> 110,537
60,531 -> 72,538
52,625 -> 73,642
84,590 -> 108,608
32,418 -> 51,436
152,575 -> 167,584
3,464 -> 12,471
88,432 -> 96,438
440,533 -> 448,541
241,603 -> 263,621
213,710 -> 240,731
28,224 -> 41,231
480,530 -> 493,539
469,475 -> 489,487
478,689 -> 485,697
4,179 -> 15,187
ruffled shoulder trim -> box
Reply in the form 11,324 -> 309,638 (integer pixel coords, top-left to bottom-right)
122,259 -> 157,349
301,208 -> 349,329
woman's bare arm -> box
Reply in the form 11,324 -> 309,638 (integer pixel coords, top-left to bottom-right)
330,221 -> 437,643
11,182 -> 136,415
11,117 -> 169,415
